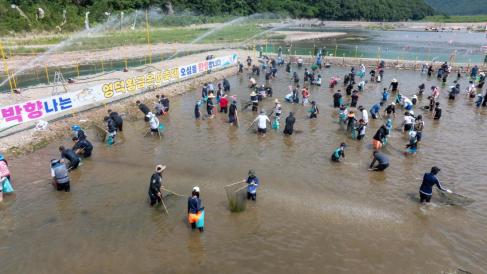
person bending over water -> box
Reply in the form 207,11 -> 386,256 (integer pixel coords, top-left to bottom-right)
59,146 -> 80,170
419,166 -> 451,204
283,112 -> 296,135
331,143 -> 346,162
369,151 -> 389,171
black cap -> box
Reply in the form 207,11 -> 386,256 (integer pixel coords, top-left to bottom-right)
431,166 -> 441,174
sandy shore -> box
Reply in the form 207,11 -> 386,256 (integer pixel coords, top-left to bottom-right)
273,31 -> 346,42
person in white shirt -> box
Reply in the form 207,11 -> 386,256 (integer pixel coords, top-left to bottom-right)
358,106 -> 369,124
402,111 -> 415,132
147,112 -> 160,134
251,110 -> 270,135
273,99 -> 282,119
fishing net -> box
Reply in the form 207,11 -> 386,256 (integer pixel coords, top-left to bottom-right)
92,123 -> 107,143
437,189 -> 475,206
225,182 -> 248,212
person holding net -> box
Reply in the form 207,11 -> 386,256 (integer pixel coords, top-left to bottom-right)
246,170 -> 260,201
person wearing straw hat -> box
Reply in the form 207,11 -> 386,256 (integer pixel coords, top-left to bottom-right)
389,78 -> 399,93
188,186 -> 204,232
148,165 -> 166,207
207,93 -> 216,118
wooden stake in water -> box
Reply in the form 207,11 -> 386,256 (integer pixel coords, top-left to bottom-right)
145,9 -> 152,64
76,64 -> 80,77
44,64 -> 50,84
0,42 -> 14,94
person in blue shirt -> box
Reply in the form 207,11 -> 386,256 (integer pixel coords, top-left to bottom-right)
370,101 -> 383,119
419,166 -> 452,204
246,170 -> 260,201
382,88 -> 389,102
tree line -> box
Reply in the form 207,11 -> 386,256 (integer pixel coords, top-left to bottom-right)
1,0 -> 435,34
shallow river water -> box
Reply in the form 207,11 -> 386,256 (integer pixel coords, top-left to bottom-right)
1,64 -> 487,273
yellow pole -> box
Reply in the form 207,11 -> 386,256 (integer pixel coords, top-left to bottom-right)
0,42 -> 14,94
44,64 -> 49,84
76,63 -> 80,77
7,45 -> 18,89
145,10 -> 152,64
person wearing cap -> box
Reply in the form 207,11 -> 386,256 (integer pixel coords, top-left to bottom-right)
136,100 -> 150,122
389,79 -> 399,93
108,109 -> 124,132
331,143 -> 346,162
188,186 -> 204,232
246,170 -> 260,201
51,159 -> 70,192
228,100 -> 238,126
72,136 -> 93,158
384,102 -> 396,118
251,110 -> 270,136
219,94 -> 229,113
206,93 -> 215,118
59,146 -> 80,170
419,167 -> 451,204
148,165 -> 165,207
71,125 -> 87,141
283,112 -> 296,135
368,151 -> 389,171
308,101 -> 319,119
250,91 -> 259,112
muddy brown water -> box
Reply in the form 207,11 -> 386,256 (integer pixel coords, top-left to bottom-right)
1,65 -> 487,274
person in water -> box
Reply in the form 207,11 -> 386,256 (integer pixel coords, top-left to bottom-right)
71,125 -> 87,141
206,93 -> 215,118
194,100 -> 202,120
228,100 -> 238,126
308,101 -> 319,119
0,154 -> 11,183
104,116 -> 117,144
188,186 -> 204,232
419,166 -> 451,204
372,125 -> 388,151
51,159 -> 70,192
433,102 -> 442,120
108,109 -> 123,132
405,130 -> 418,154
283,112 -> 296,135
369,151 -> 389,171
136,100 -> 150,122
333,90 -> 343,108
414,115 -> 424,142
252,110 -> 270,136
246,170 -> 260,201
147,112 -> 160,135
331,143 -> 346,162
148,165 -> 165,207
72,137 -> 93,158
389,79 -> 399,93
59,146 -> 80,170
370,102 -> 383,120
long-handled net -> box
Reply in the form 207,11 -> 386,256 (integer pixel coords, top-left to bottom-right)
436,189 -> 475,206
224,181 -> 248,212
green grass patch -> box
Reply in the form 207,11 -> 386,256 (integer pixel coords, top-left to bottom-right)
423,15 -> 487,23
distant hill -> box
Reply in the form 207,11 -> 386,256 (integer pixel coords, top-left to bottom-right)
425,0 -> 487,15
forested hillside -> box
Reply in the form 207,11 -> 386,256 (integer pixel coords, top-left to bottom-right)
0,0 -> 434,34
425,0 -> 487,15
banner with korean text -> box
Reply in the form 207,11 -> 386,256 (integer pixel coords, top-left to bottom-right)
0,54 -> 238,131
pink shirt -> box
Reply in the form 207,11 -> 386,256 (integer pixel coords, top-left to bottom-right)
0,161 -> 10,177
